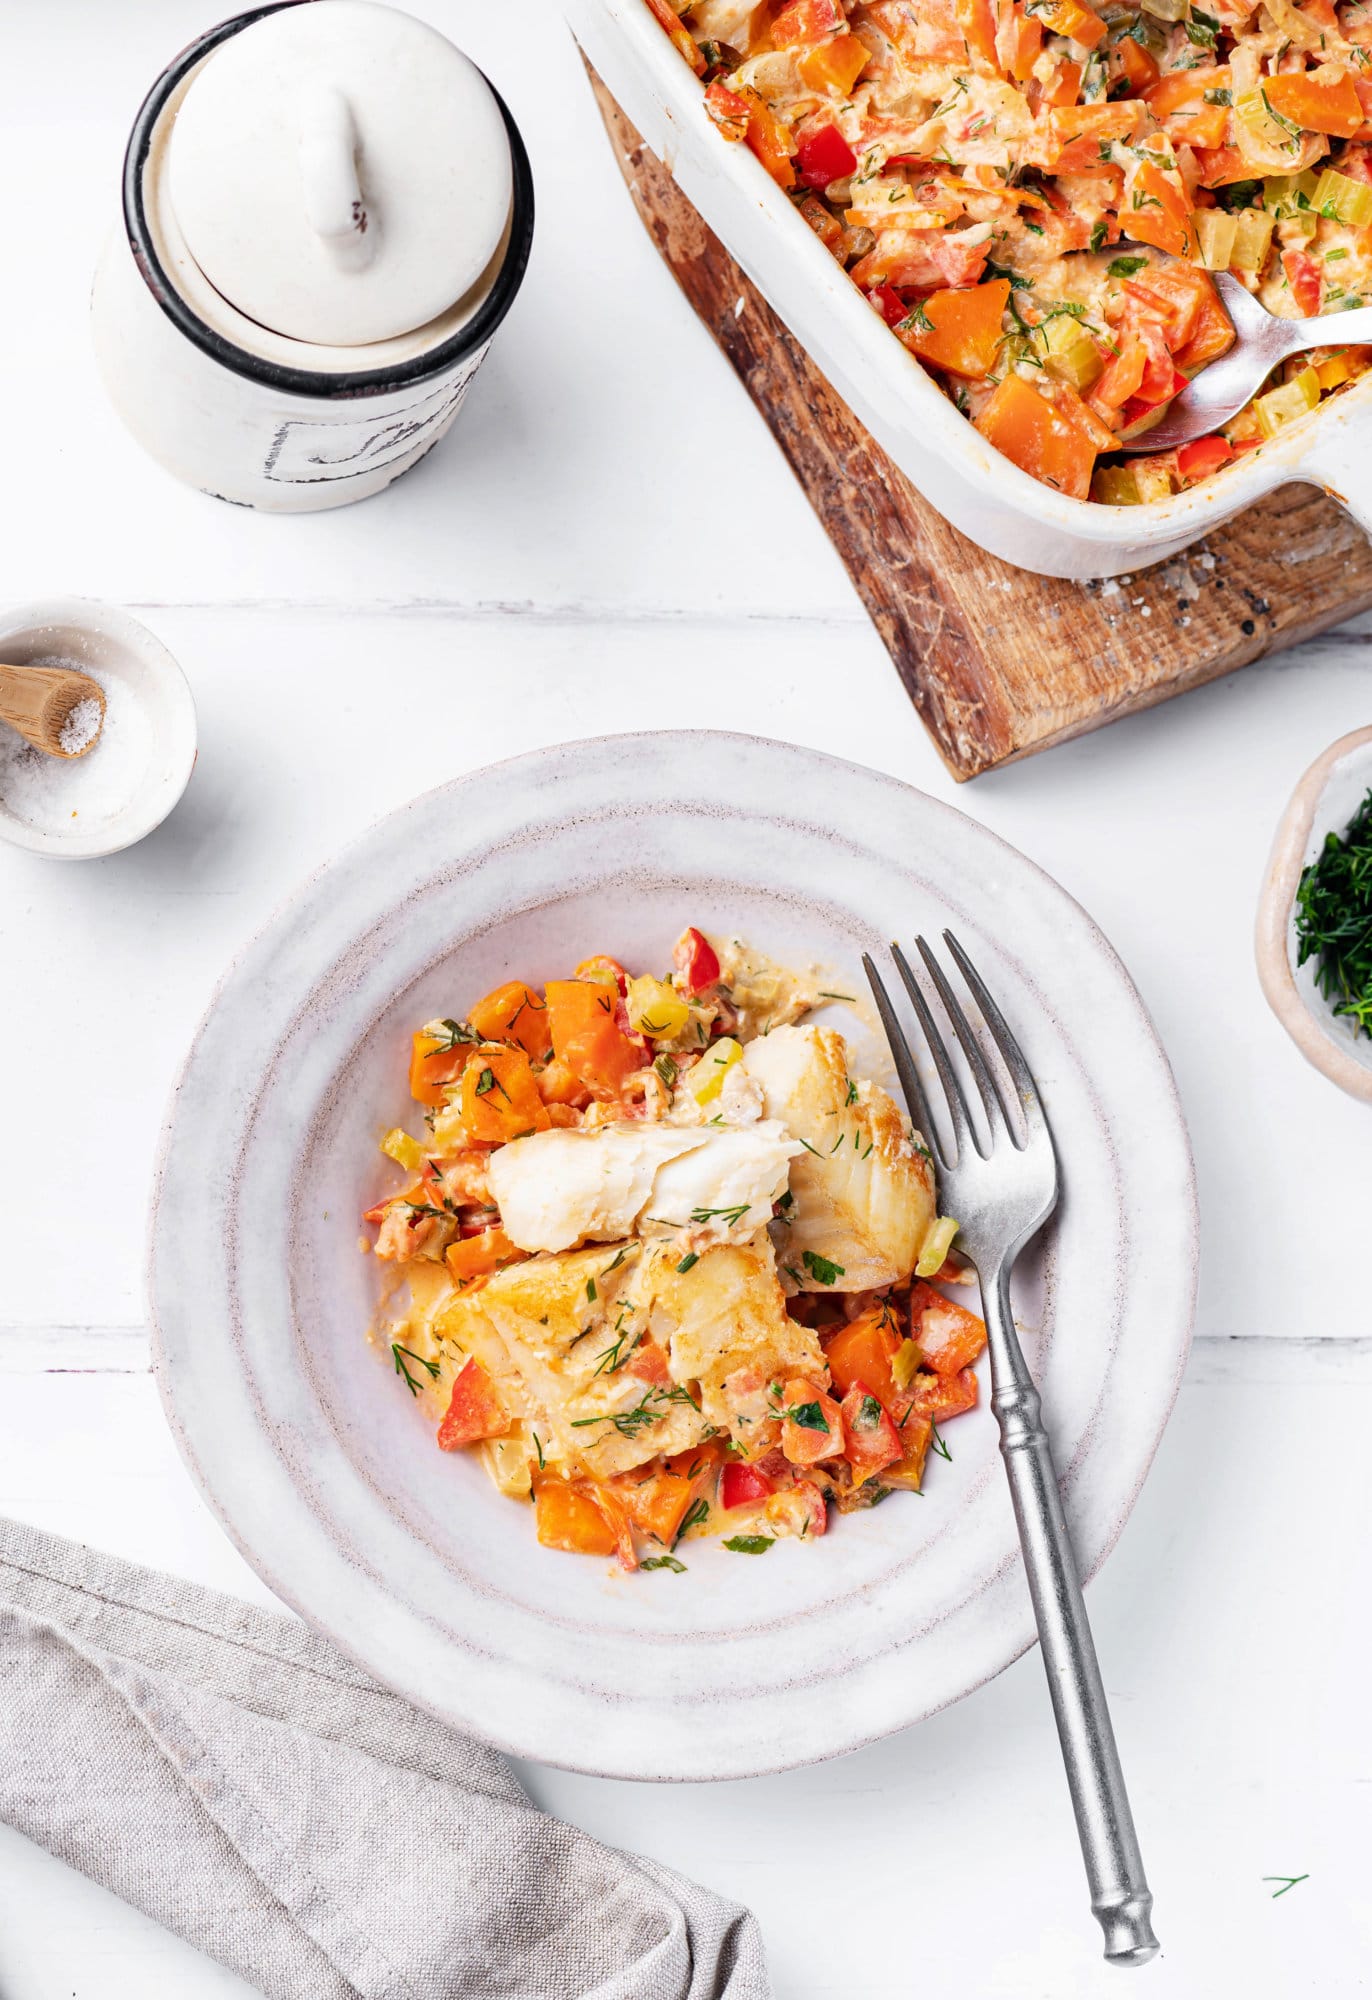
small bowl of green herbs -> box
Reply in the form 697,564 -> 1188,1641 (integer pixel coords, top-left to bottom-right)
1258,727 -> 1372,1104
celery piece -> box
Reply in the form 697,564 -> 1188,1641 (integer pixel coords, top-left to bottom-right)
1229,206 -> 1276,272
1255,366 -> 1321,437
1039,313 -> 1105,389
1196,207 -> 1238,270
915,1216 -> 959,1279
1091,463 -> 1144,504
1312,167 -> 1372,228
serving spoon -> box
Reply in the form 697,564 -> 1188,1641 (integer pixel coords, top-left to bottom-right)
1117,266 -> 1372,454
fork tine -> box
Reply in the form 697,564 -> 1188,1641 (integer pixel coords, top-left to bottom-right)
914,935 -> 1013,1148
942,930 -> 1049,1148
862,953 -> 946,1170
890,942 -> 977,1163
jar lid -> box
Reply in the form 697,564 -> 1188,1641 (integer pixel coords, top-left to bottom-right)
166,0 -> 514,348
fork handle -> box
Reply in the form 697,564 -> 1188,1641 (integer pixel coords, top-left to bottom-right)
982,1259 -> 1160,1967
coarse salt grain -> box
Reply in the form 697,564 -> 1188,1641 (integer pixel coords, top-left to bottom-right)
59,696 -> 104,756
0,660 -> 151,833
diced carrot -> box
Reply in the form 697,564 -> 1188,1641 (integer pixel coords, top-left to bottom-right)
897,277 -> 1009,378
998,4 -> 1042,81
1172,282 -> 1235,373
974,374 -> 1100,498
437,1358 -> 510,1450
823,1305 -> 902,1403
444,1225 -> 526,1286
1115,36 -> 1159,92
910,1280 -> 988,1375
907,1365 -> 981,1423
1264,67 -> 1363,139
800,31 -> 869,94
1192,145 -> 1253,188
779,1377 -> 844,1466
1048,100 -> 1141,170
534,1479 -> 618,1557
770,0 -> 845,44
459,1047 -> 551,1143
839,1383 -> 904,1483
1125,162 -> 1198,259
1035,0 -> 1106,47
409,1030 -> 470,1108
882,1411 -> 933,1491
1094,334 -> 1148,410
955,0 -> 999,67
467,980 -> 552,1061
1143,65 -> 1227,120
643,0 -> 706,74
738,87 -> 798,189
546,979 -> 648,1099
1043,60 -> 1083,108
609,1467 -> 696,1545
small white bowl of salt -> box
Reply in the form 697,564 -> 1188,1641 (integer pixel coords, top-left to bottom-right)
0,599 -> 196,859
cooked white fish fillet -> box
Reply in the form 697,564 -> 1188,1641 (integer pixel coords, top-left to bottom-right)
741,1024 -> 935,1291
488,1121 -> 798,1254
436,1242 -> 708,1479
429,1232 -> 823,1477
639,1235 -> 825,1445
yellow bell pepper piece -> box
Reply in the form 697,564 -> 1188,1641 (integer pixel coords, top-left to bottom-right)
626,975 -> 690,1041
689,1037 -> 744,1104
381,1128 -> 425,1173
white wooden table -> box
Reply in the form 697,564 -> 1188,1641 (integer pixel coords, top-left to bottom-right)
2,4 -> 1369,1994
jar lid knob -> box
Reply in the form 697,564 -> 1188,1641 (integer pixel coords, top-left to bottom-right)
298,84 -> 375,273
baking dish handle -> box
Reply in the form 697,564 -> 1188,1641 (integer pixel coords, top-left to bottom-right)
1305,419 -> 1372,540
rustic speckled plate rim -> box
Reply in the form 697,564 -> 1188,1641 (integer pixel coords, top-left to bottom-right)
147,730 -> 1198,1780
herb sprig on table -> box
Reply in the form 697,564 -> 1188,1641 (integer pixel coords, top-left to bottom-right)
1294,788 -> 1372,1038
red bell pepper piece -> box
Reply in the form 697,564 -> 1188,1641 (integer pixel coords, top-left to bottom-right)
1119,366 -> 1188,431
1176,435 -> 1234,482
866,285 -> 909,329
673,926 -> 721,995
720,1461 -> 775,1509
436,1358 -> 510,1450
795,122 -> 858,189
839,1383 -> 903,1481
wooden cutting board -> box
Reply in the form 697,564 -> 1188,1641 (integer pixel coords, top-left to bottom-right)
587,66 -> 1372,780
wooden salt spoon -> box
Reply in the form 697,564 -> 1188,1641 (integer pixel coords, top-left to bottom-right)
0,662 -> 106,759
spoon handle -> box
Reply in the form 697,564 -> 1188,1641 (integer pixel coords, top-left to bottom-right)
1282,303 -> 1372,354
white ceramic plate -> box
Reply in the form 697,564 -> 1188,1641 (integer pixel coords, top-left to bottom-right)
149,732 -> 1197,1781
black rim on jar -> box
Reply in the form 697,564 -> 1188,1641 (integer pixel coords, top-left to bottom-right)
122,0 -> 535,400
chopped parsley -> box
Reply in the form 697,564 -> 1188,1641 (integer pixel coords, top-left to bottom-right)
722,1534 -> 775,1554
801,1250 -> 846,1286
1294,786 -> 1372,1037
640,1554 -> 688,1573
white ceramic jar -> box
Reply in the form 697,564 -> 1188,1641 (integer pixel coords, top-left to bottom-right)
92,0 -> 534,511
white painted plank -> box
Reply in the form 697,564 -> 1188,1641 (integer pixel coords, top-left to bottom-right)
0,0 -> 856,623
0,605 -> 1369,1339
0,1355 -> 1365,1998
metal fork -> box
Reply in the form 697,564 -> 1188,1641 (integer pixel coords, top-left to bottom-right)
865,932 -> 1159,1968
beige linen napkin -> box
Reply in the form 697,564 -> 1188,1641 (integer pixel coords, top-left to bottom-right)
0,1517 -> 770,2000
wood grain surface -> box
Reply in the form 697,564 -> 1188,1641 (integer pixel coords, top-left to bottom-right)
588,66 -> 1372,779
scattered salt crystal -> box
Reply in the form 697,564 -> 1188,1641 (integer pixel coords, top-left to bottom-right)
0,659 -> 151,833
59,696 -> 103,756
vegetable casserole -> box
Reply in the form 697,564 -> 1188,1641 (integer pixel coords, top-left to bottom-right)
365,929 -> 986,1570
641,0 -> 1372,501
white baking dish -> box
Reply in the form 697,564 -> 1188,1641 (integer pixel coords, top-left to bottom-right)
568,0 -> 1372,578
